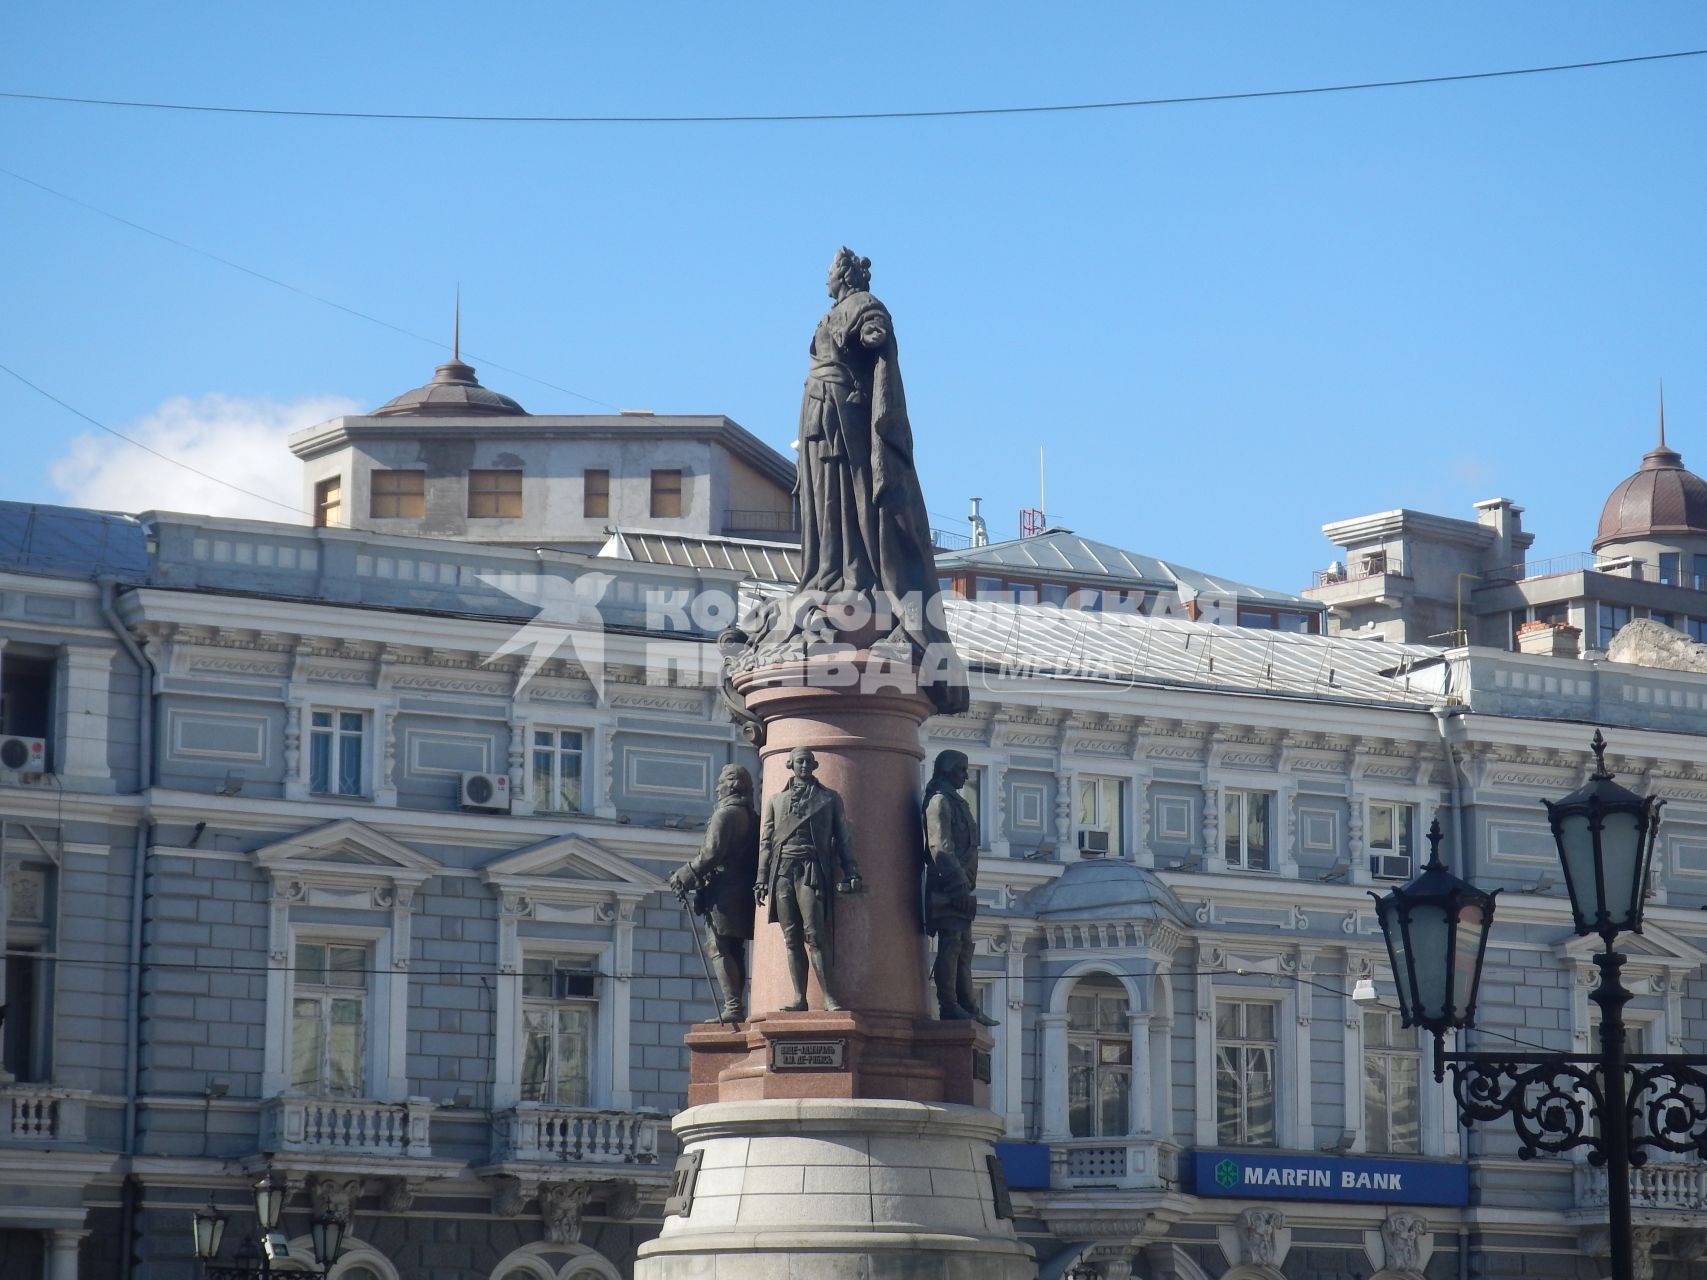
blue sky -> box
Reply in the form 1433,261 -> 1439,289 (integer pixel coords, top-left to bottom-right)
3,3 -> 1706,592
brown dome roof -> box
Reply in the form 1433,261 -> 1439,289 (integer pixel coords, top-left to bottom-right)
371,358 -> 526,417
1594,441 -> 1707,550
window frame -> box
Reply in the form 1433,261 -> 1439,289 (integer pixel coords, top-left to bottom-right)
1076,774 -> 1126,857
368,469 -> 425,519
506,942 -> 614,1110
1066,975 -> 1133,1139
519,955 -> 599,1108
1361,1007 -> 1422,1154
1222,789 -> 1274,871
649,469 -> 684,519
289,939 -> 370,1099
309,708 -> 369,798
530,727 -> 587,815
468,469 -> 524,519
1367,800 -> 1416,881
284,925 -> 393,1100
1214,998 -> 1280,1147
582,469 -> 611,520
314,477 -> 343,528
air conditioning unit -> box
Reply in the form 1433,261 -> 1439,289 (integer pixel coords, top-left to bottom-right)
1373,853 -> 1413,881
553,970 -> 598,1000
1078,829 -> 1111,857
460,772 -> 511,812
0,735 -> 47,773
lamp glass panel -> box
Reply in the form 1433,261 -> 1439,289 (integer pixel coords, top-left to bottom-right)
253,1179 -> 284,1230
1450,902 -> 1488,1017
1405,903 -> 1450,1021
1556,813 -> 1601,927
191,1209 -> 226,1259
1597,810 -> 1644,929
1379,901 -> 1417,1022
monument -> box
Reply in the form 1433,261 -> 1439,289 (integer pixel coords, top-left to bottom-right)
669,764 -> 760,1023
635,253 -> 1034,1279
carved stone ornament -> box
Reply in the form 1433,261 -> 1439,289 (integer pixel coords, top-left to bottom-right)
1362,1212 -> 1430,1275
307,1175 -> 362,1225
381,1176 -> 421,1215
539,1180 -> 594,1244
604,1177 -> 640,1222
488,1175 -> 528,1218
1217,1207 -> 1290,1269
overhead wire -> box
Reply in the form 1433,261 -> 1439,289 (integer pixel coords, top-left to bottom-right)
2,49 -> 1703,125
0,360 -> 312,517
0,165 -> 619,411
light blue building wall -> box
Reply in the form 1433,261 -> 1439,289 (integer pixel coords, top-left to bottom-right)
0,501 -> 1703,1280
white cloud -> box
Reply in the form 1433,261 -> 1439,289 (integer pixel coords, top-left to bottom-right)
49,392 -> 360,521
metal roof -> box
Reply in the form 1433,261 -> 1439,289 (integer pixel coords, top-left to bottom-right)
941,599 -> 1442,705
936,530 -> 1318,608
0,502 -> 151,579
599,529 -> 801,582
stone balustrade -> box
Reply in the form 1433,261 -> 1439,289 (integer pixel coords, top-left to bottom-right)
0,1084 -> 89,1143
1049,1136 -> 1180,1190
1577,1162 -> 1707,1212
492,1105 -> 661,1165
260,1095 -> 435,1158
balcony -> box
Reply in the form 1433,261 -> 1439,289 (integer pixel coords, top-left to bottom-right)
0,1084 -> 88,1144
1577,1162 -> 1707,1213
260,1096 -> 436,1159
491,1105 -> 661,1166
1049,1136 -> 1180,1190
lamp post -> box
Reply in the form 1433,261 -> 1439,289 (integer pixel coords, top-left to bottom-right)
190,1174 -> 348,1279
1373,734 -> 1707,1280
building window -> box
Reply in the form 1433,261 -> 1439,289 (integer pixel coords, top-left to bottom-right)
1237,606 -> 1319,634
1369,801 -> 1415,880
531,729 -> 585,813
1363,1009 -> 1420,1153
313,477 -> 342,528
309,710 -> 366,796
1651,610 -> 1675,629
2,949 -> 43,1081
583,469 -> 610,519
1690,618 -> 1707,644
649,469 -> 684,519
1216,1000 -> 1277,1146
1077,776 -> 1124,856
520,956 -> 596,1106
962,766 -> 984,848
1597,604 -> 1631,647
469,469 -> 524,518
1,654 -> 54,742
291,942 -> 367,1097
1659,553 -> 1680,586
1067,974 -> 1130,1138
1222,790 -> 1272,871
1695,555 -> 1707,591
369,469 -> 425,518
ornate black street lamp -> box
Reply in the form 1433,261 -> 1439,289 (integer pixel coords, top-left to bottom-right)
190,1174 -> 347,1279
1374,734 -> 1707,1280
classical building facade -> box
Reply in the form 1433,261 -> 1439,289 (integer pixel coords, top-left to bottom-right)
2,372 -> 1705,1279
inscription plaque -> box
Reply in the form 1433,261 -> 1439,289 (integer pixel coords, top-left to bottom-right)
973,1047 -> 993,1084
770,1038 -> 848,1071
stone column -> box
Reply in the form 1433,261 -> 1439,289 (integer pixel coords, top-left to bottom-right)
1040,1011 -> 1071,1139
47,1229 -> 85,1280
1129,1011 -> 1153,1135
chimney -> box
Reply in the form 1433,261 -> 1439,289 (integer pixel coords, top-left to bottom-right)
1474,498 -> 1531,573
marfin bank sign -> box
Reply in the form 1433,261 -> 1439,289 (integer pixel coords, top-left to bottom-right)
1189,1152 -> 1469,1206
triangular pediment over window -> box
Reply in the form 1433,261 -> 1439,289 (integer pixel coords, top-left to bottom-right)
480,834 -> 666,904
252,818 -> 441,890
1555,922 -> 1707,971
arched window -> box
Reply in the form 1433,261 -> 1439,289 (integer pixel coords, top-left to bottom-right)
1067,973 -> 1130,1137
